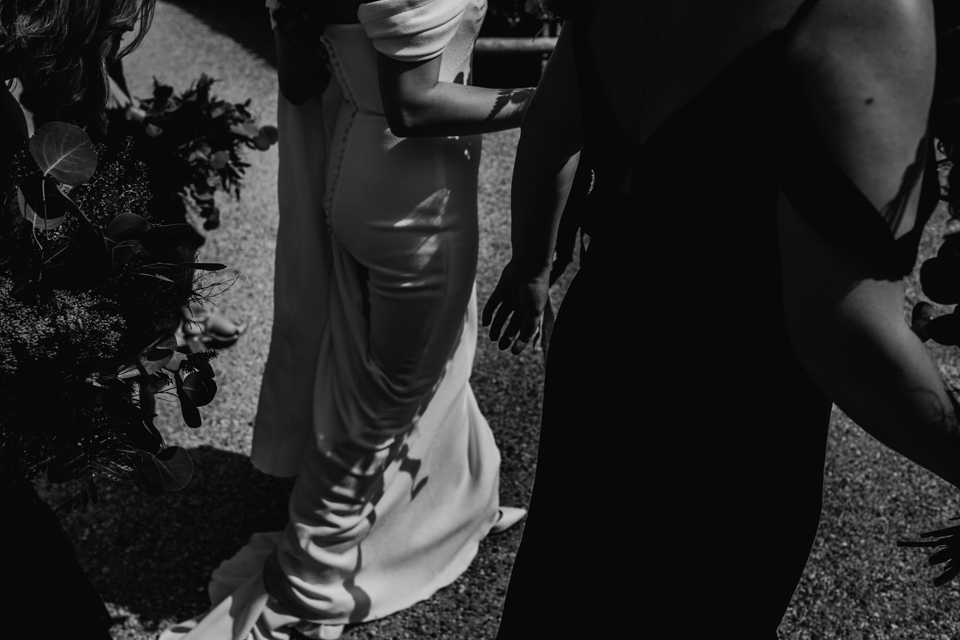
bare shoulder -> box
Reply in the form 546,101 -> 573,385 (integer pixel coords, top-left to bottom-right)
784,0 -> 936,231
786,0 -> 934,68
784,0 -> 935,117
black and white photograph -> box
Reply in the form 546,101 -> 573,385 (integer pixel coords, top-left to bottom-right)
2,1 -> 960,638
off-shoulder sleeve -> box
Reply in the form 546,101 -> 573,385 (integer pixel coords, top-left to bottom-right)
358,0 -> 470,62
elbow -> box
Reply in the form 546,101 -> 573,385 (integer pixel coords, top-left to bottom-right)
384,103 -> 432,138
782,304 -> 864,397
385,111 -> 417,137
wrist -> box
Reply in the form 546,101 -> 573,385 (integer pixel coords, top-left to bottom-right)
511,256 -> 551,281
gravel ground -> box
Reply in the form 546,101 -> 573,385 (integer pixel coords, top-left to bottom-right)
42,2 -> 960,639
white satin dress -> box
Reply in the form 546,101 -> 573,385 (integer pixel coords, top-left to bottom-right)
164,1 -> 504,638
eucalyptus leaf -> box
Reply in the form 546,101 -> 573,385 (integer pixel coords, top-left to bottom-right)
116,360 -> 145,380
162,351 -> 187,373
117,333 -> 178,379
174,370 -> 202,428
186,353 -> 216,379
17,174 -> 80,230
181,371 -> 218,407
17,185 -> 64,230
155,446 -> 194,491
259,124 -> 278,145
140,333 -> 178,369
105,213 -> 151,242
29,122 -> 97,185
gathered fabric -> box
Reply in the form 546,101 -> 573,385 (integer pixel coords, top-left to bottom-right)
170,1 -> 501,638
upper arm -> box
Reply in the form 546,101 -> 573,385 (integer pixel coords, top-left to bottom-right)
377,52 -> 443,134
778,0 -> 936,366
517,22 -> 584,163
784,0 -> 935,238
360,0 -> 469,134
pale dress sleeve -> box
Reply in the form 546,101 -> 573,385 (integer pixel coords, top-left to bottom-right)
358,0 -> 471,62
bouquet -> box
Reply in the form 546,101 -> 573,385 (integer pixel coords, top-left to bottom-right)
0,87 -> 222,509
102,74 -> 277,233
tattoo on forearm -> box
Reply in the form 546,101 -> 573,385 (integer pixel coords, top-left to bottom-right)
880,134 -> 928,233
486,88 -> 534,121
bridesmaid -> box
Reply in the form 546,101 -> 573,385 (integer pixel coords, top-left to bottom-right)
486,0 -> 960,636
1,4 -> 156,638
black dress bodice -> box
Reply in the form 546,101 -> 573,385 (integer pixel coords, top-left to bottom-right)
498,1 -> 940,637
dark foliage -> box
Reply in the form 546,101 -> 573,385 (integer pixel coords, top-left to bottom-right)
0,110 -> 222,507
101,75 -> 276,232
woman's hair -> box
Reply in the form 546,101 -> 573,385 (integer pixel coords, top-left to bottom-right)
933,2 -> 960,215
0,0 -> 155,126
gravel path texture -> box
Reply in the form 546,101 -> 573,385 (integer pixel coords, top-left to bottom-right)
43,2 -> 960,639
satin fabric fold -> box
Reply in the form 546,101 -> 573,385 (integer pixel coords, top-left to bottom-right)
174,1 -> 501,637
359,0 -> 471,61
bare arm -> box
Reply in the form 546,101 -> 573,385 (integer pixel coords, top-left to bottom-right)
377,53 -> 534,137
482,22 -> 582,352
781,0 -> 960,488
508,22 -> 582,281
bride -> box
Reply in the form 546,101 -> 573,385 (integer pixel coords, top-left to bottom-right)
162,1 -> 532,638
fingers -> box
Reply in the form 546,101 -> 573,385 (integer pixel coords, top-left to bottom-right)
497,311 -> 524,351
481,266 -> 543,354
510,313 -> 542,355
489,302 -> 513,344
497,308 -> 541,355
480,285 -> 502,328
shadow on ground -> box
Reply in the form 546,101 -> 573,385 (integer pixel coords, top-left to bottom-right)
43,446 -> 294,629
164,0 -> 277,67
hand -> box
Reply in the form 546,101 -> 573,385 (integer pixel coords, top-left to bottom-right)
481,260 -> 550,355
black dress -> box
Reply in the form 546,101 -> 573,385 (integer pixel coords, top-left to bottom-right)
497,1 -> 938,637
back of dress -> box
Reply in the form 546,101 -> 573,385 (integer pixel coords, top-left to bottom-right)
521,1 -> 940,636
243,0 -> 505,636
